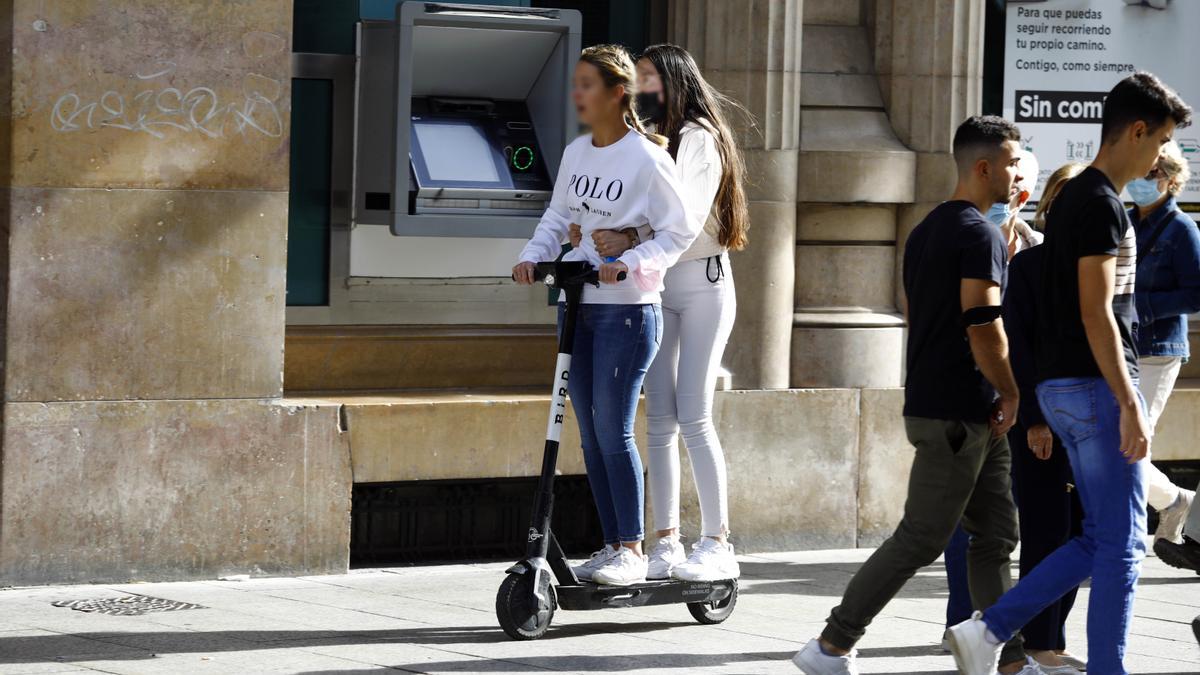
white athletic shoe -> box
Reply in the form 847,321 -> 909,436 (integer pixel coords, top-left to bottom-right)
591,547 -> 649,586
940,628 -> 952,653
792,638 -> 858,675
1154,489 -> 1194,545
1013,657 -> 1050,674
571,546 -> 617,582
646,536 -> 686,580
672,537 -> 741,581
946,612 -> 1004,675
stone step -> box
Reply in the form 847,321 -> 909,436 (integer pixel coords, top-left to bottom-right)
803,0 -> 863,26
802,25 -> 873,75
798,110 -> 916,204
284,325 -> 556,392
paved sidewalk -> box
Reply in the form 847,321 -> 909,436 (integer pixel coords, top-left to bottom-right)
1,549 -> 1197,674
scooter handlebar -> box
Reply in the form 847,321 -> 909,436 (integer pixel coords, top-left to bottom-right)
512,263 -> 626,285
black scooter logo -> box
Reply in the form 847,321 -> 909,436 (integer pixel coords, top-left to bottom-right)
527,528 -> 544,543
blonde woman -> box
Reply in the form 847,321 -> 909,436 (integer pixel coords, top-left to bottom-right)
1128,141 -> 1198,556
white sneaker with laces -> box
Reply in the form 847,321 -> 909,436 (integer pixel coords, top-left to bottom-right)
1154,489 -> 1194,544
647,536 -> 686,580
1013,657 -> 1049,674
591,547 -> 649,586
946,612 -> 1004,675
571,546 -> 617,582
672,537 -> 741,581
792,638 -> 858,675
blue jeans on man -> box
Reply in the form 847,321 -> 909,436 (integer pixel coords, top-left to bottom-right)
560,303 -> 662,544
982,377 -> 1148,674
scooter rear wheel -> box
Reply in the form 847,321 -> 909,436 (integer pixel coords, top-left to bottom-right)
687,579 -> 738,625
496,572 -> 555,640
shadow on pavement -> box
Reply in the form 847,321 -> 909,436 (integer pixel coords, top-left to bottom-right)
296,650 -> 800,673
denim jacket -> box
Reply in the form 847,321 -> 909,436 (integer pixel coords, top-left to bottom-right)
1131,197 -> 1200,359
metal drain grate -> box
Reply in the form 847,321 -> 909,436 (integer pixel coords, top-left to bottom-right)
52,594 -> 206,616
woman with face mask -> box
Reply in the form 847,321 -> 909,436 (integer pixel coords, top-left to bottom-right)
570,43 -> 750,582
1127,140 -> 1198,550
513,44 -> 699,586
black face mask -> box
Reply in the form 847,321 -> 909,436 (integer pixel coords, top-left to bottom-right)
636,91 -> 665,126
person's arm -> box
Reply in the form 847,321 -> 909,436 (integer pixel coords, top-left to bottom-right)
615,155 -> 701,279
1002,256 -> 1045,430
1141,217 -> 1200,319
964,279 -> 1019,436
1079,255 -> 1151,461
676,126 -> 722,230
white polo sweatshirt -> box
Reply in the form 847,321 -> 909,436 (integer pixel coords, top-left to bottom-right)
518,130 -> 699,304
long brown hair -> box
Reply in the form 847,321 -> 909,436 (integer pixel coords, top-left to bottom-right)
1033,162 -> 1086,230
578,44 -> 667,148
639,44 -> 750,250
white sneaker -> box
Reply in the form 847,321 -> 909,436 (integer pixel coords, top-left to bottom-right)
591,547 -> 648,586
940,628 -> 951,653
647,536 -> 686,580
946,612 -> 1004,675
672,537 -> 741,581
1154,489 -> 1194,544
792,638 -> 858,675
1013,657 -> 1049,674
571,546 -> 617,582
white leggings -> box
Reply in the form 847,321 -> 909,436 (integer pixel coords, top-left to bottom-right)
645,254 -> 735,537
1138,355 -> 1185,511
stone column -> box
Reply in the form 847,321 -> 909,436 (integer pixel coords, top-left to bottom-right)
667,0 -> 803,390
870,0 -> 985,308
0,1 -> 349,585
791,0 -> 910,389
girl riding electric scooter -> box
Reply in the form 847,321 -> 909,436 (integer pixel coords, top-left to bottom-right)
512,44 -> 699,587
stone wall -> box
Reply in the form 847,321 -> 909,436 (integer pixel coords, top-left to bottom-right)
0,1 -> 351,585
318,388 -> 917,554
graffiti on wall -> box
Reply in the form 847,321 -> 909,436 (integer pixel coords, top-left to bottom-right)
49,31 -> 287,139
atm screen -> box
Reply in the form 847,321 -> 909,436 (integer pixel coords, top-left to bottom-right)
410,118 -> 512,189
413,121 -> 502,183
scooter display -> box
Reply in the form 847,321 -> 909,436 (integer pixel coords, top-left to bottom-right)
496,260 -> 738,640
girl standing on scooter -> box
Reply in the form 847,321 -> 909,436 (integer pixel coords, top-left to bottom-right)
572,44 -> 750,582
513,44 -> 699,586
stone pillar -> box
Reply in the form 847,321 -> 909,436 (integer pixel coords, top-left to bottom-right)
667,0 -> 803,390
870,0 -> 985,309
791,0 -> 909,388
0,1 -> 349,585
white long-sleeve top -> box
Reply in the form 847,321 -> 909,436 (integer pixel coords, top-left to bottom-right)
674,121 -> 726,262
518,130 -> 699,304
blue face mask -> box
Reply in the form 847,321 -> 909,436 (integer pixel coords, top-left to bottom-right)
986,202 -> 1011,227
1126,177 -> 1163,207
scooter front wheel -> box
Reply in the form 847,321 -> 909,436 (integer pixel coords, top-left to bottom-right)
687,579 -> 738,625
496,572 -> 555,640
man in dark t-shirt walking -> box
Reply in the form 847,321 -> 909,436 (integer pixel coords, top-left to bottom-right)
794,116 -> 1029,675
948,73 -> 1193,675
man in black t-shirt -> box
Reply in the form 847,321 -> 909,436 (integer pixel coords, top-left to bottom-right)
795,116 -> 1029,675
949,73 -> 1193,675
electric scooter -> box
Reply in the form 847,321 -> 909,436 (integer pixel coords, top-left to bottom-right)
496,259 -> 738,640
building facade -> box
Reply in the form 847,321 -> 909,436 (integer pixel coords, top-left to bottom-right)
1,0 -> 1197,585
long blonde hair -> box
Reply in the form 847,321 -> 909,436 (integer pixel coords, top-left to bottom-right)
1034,162 -> 1087,230
578,44 -> 667,148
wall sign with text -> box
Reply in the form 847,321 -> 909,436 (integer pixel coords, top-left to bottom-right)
1003,0 -> 1200,202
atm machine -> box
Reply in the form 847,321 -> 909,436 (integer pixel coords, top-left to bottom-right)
351,3 -> 582,279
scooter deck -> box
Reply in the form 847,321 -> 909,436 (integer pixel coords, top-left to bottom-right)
555,578 -> 736,611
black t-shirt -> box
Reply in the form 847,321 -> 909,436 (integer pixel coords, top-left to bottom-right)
903,201 -> 1008,423
1036,167 -> 1139,381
